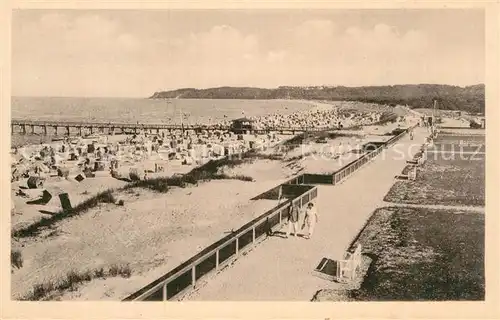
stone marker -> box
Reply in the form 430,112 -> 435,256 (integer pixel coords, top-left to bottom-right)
59,193 -> 72,211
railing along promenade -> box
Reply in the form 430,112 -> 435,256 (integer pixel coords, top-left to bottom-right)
122,126 -> 413,301
123,184 -> 318,301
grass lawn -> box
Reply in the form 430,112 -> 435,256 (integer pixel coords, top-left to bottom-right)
435,134 -> 485,144
431,135 -> 485,154
350,206 -> 484,301
428,144 -> 485,154
384,156 -> 485,206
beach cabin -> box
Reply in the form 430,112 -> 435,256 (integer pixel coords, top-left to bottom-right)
231,117 -> 255,134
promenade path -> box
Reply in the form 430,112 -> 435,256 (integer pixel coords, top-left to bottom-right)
187,126 -> 429,301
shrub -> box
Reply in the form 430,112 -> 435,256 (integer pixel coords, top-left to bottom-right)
94,267 -> 105,278
11,249 -> 23,269
109,263 -> 131,278
65,270 -> 83,291
109,264 -> 120,277
30,282 -> 55,300
226,174 -> 254,182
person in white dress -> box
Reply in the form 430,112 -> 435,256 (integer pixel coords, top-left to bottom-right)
302,202 -> 318,239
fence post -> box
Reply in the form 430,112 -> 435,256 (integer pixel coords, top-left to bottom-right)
236,238 -> 239,256
252,226 -> 256,244
336,260 -> 340,280
192,265 -> 196,288
162,283 -> 167,301
279,209 -> 282,224
216,249 -> 219,269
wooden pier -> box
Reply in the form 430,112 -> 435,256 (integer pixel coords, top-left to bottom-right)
10,119 -> 330,136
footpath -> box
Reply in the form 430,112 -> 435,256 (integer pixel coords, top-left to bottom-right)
187,127 -> 428,301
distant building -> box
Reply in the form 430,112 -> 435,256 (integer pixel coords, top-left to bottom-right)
231,117 -> 255,134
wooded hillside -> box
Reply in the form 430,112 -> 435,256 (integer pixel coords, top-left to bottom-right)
150,84 -> 485,114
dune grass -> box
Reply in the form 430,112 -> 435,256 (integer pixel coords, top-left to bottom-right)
21,263 -> 132,301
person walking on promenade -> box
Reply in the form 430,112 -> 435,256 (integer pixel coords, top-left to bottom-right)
303,202 -> 318,240
286,203 -> 300,238
409,128 -> 414,140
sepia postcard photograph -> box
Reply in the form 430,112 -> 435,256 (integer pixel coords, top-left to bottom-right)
1,1 -> 499,319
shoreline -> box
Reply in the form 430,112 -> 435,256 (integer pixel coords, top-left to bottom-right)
10,99 -> 333,149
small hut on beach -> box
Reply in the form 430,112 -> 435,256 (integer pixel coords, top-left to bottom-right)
231,117 -> 255,134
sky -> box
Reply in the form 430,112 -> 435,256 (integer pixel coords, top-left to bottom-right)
12,9 -> 485,97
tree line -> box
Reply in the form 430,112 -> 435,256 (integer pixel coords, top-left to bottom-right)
150,84 -> 485,114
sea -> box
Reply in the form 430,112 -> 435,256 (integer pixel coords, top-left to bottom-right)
11,97 -> 316,124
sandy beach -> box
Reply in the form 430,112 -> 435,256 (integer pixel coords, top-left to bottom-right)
10,99 -> 418,300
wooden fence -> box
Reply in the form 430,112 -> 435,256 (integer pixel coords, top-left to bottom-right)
123,184 -> 317,301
